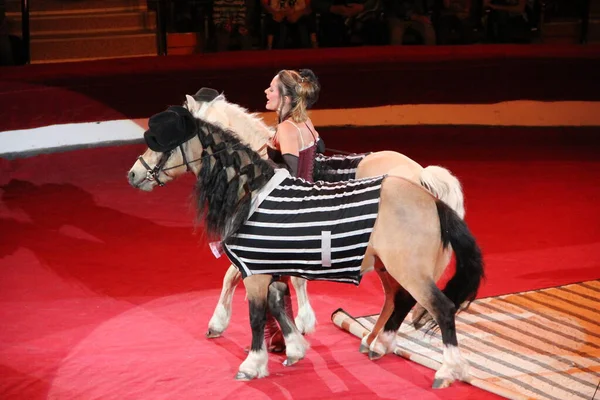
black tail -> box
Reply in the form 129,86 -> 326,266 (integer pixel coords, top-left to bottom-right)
436,199 -> 484,312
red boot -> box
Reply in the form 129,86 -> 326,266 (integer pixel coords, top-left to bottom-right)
244,312 -> 283,354
245,279 -> 295,354
264,312 -> 285,352
265,279 -> 295,353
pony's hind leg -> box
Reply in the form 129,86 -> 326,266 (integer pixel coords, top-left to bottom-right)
290,277 -> 316,334
207,264 -> 241,338
406,280 -> 469,388
268,281 -> 310,366
368,287 -> 416,360
359,267 -> 399,355
236,274 -> 272,381
372,175 -> 473,388
411,247 -> 452,331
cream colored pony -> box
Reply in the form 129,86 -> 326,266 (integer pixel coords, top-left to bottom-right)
127,106 -> 484,387
183,93 -> 465,338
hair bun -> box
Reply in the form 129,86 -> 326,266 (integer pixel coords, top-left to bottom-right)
298,69 -> 320,108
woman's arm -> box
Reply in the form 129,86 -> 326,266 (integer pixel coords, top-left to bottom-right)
276,123 -> 301,176
277,123 -> 300,156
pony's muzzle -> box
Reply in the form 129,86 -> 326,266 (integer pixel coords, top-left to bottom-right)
128,170 -> 138,187
128,170 -> 150,189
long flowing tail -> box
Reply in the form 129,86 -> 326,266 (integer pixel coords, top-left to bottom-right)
419,166 -> 465,219
411,189 -> 479,331
436,200 -> 484,313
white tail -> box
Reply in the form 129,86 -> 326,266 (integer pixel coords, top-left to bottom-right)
420,166 -> 465,219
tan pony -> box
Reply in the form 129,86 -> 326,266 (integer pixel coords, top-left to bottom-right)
181,92 -> 465,339
127,104 -> 484,388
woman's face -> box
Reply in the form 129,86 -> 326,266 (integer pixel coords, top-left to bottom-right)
265,76 -> 283,112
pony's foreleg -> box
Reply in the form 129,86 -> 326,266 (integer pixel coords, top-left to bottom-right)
368,286 -> 416,360
207,264 -> 242,338
268,281 -> 310,366
290,277 -> 316,334
236,274 -> 272,381
359,268 -> 399,355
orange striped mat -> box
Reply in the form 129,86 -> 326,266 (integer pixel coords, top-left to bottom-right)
331,280 -> 600,400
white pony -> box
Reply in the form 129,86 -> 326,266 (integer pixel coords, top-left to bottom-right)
184,91 -> 465,339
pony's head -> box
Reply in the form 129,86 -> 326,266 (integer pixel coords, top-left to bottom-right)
128,103 -> 275,240
128,105 -> 203,191
185,89 -> 275,159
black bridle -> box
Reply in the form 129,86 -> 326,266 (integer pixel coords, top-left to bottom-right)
137,131 -> 244,187
137,143 -> 201,187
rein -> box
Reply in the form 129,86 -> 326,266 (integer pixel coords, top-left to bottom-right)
323,147 -> 355,156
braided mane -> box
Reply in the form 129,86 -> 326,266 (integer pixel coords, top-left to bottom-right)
194,120 -> 275,241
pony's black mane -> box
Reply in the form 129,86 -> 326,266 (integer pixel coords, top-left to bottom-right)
193,120 -> 275,241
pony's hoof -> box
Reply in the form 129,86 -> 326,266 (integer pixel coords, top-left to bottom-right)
432,378 -> 452,389
282,357 -> 302,367
368,350 -> 383,361
359,343 -> 370,354
235,371 -> 255,381
206,328 -> 222,339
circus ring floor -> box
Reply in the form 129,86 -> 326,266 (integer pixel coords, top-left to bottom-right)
1,45 -> 599,400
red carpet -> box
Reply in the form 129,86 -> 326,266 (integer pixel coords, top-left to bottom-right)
1,124 -> 599,399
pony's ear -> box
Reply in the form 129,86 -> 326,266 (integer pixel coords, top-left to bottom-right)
185,95 -> 199,112
194,87 -> 220,102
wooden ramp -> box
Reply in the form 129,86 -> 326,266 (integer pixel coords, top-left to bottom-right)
332,280 -> 600,400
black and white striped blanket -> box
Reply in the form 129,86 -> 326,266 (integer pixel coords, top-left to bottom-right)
223,170 -> 385,285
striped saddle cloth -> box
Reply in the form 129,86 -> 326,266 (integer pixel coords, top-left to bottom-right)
223,173 -> 385,285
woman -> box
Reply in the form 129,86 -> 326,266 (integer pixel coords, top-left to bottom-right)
261,68 -> 323,352
265,68 -> 324,179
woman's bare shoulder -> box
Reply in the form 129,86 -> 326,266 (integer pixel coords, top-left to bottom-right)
277,120 -> 300,137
